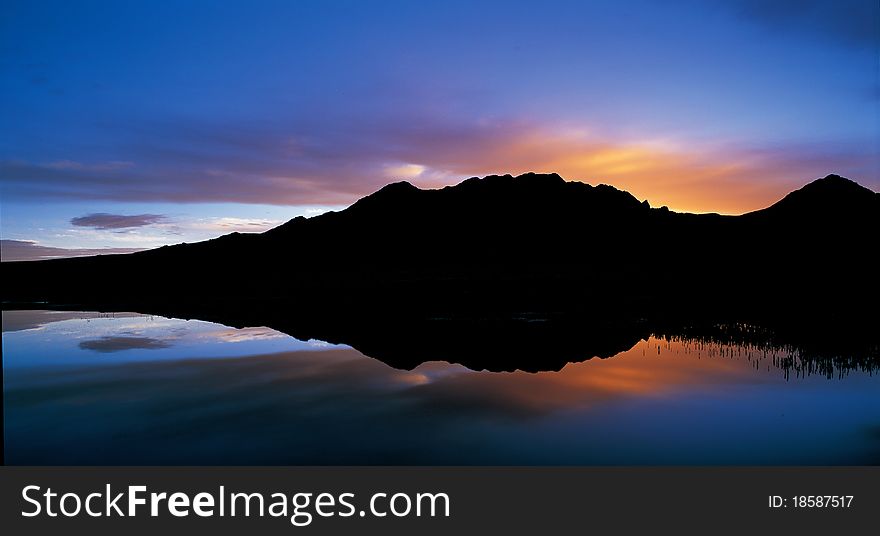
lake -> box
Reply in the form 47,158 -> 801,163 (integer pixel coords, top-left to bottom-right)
2,310 -> 878,465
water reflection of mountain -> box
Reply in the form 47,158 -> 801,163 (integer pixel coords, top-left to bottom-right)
7,305 -> 877,377
243,310 -> 879,377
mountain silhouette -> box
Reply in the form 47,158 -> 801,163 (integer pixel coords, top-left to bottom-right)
747,174 -> 879,219
2,172 -> 878,372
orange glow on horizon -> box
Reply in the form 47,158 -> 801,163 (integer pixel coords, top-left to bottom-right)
407,126 -> 869,214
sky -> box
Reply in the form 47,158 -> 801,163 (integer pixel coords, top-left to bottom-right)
1,0 -> 878,259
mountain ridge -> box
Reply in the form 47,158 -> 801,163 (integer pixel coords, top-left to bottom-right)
2,171 -> 877,313
261,172 -> 874,243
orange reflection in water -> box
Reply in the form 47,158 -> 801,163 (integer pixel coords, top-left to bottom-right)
395,337 -> 774,417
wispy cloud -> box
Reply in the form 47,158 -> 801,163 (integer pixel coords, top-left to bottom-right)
185,217 -> 282,233
384,163 -> 426,179
70,212 -> 166,230
45,160 -> 134,171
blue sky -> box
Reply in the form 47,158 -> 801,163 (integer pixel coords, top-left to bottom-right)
1,0 -> 877,258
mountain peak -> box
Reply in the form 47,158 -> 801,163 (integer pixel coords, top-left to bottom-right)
453,172 -> 566,189
378,180 -> 419,192
783,173 -> 874,200
514,171 -> 565,184
347,180 -> 421,211
805,174 -> 865,191
750,173 -> 878,219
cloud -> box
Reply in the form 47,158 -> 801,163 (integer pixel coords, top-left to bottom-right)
384,163 -> 426,179
44,160 -> 134,171
186,217 -> 282,233
70,213 -> 167,230
0,239 -> 142,262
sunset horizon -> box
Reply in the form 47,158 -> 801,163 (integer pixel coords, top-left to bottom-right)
2,0 -> 877,258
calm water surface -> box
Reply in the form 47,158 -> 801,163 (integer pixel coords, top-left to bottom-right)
3,310 -> 878,464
